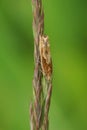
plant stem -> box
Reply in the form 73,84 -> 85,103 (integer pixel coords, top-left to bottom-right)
30,0 -> 52,130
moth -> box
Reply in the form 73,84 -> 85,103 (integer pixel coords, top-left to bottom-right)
39,35 -> 52,81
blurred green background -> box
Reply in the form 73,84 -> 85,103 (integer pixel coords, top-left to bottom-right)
0,0 -> 87,130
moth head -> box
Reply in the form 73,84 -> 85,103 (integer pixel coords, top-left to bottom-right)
39,35 -> 49,46
42,35 -> 49,46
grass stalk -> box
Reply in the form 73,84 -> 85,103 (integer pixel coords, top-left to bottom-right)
30,0 -> 53,130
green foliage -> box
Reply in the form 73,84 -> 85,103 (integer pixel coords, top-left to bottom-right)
0,0 -> 86,130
